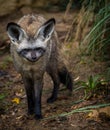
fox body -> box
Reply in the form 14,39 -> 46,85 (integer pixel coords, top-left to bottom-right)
7,14 -> 73,119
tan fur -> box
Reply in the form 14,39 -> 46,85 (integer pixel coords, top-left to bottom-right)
18,14 -> 46,37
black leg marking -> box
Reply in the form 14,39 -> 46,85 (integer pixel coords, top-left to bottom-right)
34,80 -> 43,120
58,67 -> 73,91
22,76 -> 35,115
47,70 -> 60,103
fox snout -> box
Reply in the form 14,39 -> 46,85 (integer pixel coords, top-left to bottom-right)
31,50 -> 37,61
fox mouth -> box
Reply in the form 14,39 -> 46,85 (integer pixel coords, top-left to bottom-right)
25,57 -> 39,62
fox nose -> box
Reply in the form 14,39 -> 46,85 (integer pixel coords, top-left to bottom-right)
31,51 -> 37,60
32,56 -> 37,60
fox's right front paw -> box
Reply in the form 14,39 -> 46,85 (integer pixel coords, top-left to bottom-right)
28,109 -> 34,115
34,114 -> 43,120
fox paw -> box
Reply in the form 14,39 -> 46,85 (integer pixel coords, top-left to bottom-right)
28,109 -> 34,115
47,97 -> 57,103
34,114 -> 43,120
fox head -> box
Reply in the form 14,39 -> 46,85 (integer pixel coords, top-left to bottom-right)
7,18 -> 55,62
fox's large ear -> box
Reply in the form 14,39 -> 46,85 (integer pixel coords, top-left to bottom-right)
6,22 -> 26,43
35,18 -> 55,41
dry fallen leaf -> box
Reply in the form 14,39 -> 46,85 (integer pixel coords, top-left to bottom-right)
74,76 -> 80,81
87,110 -> 99,118
12,98 -> 20,104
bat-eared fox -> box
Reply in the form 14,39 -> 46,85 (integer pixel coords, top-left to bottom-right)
7,14 -> 73,119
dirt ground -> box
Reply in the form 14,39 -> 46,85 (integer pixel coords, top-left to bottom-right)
0,8 -> 110,130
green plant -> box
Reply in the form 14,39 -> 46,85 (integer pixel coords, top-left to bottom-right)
0,93 -> 6,100
78,75 -> 102,99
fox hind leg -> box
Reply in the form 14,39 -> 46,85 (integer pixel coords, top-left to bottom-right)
58,66 -> 73,91
47,65 -> 73,103
47,68 -> 60,103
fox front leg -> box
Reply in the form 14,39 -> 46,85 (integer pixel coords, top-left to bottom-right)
22,76 -> 35,115
34,80 -> 43,119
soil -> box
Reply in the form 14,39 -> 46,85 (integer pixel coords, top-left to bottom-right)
0,8 -> 110,130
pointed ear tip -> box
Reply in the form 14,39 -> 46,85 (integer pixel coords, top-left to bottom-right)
6,22 -> 20,31
50,18 -> 56,24
53,18 -> 56,24
6,23 -> 10,30
6,22 -> 14,31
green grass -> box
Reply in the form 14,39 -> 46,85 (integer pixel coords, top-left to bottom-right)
80,2 -> 110,60
0,93 -> 6,100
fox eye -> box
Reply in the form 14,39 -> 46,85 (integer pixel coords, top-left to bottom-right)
38,48 -> 44,53
20,49 -> 29,55
36,48 -> 45,53
24,49 -> 30,51
12,39 -> 15,42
